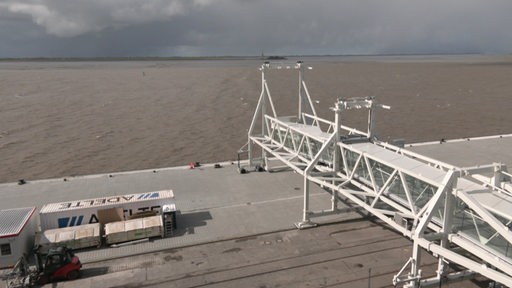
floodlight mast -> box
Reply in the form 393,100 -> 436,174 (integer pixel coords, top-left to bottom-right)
296,61 -> 318,124
247,62 -> 273,168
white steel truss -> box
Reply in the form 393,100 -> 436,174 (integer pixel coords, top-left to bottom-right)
243,62 -> 512,287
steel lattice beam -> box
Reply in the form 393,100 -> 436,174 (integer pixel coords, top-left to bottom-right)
244,62 -> 512,287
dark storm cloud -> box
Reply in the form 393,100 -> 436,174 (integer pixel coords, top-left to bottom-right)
1,0 -> 511,57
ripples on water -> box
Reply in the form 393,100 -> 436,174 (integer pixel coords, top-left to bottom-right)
1,55 -> 512,182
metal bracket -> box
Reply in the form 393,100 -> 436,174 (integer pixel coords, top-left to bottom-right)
294,220 -> 318,229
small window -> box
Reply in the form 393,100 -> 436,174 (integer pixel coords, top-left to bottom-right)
1,243 -> 11,256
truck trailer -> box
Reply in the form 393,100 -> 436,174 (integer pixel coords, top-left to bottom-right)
38,190 -> 177,231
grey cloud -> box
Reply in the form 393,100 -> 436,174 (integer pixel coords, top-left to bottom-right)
0,0 -> 188,37
1,0 -> 512,57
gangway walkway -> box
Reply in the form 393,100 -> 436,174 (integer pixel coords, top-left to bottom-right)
243,62 -> 512,287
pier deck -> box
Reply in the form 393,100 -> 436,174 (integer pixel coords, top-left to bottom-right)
0,162 -> 358,265
1,135 -> 511,287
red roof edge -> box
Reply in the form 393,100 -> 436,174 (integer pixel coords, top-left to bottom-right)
0,207 -> 36,238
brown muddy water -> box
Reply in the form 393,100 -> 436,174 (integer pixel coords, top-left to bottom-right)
1,55 -> 512,183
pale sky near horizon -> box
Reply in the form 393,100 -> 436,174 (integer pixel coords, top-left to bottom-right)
1,0 -> 511,58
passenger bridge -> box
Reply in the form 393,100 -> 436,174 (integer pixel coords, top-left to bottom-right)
243,62 -> 512,287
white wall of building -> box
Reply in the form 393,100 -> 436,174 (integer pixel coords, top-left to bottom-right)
0,213 -> 37,268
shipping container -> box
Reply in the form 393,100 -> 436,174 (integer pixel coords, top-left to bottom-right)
104,215 -> 163,245
39,190 -> 176,231
34,223 -> 101,254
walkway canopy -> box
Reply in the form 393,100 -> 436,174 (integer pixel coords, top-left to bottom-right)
243,62 -> 512,287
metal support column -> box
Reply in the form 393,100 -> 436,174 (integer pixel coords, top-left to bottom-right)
295,173 -> 317,229
437,177 -> 457,281
332,101 -> 342,211
367,98 -> 375,140
298,61 -> 304,123
408,243 -> 423,288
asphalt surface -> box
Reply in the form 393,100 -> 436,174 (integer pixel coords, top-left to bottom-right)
49,219 -> 490,288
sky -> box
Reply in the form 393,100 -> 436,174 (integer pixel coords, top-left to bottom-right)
0,0 -> 511,58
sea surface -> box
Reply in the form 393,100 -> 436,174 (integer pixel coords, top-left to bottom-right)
1,55 -> 512,183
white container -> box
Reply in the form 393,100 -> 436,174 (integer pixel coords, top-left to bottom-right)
105,215 -> 163,245
39,190 -> 176,231
35,223 -> 101,254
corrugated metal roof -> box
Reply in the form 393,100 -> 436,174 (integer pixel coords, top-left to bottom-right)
0,207 -> 36,238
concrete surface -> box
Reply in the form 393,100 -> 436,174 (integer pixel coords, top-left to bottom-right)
2,134 -> 510,287
46,219 -> 488,288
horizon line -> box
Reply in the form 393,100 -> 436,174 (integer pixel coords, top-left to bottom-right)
0,52 -> 503,62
